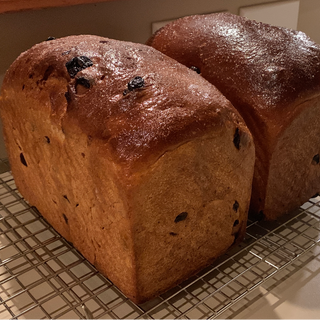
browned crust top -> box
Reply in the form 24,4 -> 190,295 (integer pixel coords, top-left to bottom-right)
1,35 -> 245,169
148,13 -> 320,113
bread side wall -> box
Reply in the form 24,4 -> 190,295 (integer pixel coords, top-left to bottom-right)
129,124 -> 255,302
0,88 -> 140,299
265,95 -> 320,220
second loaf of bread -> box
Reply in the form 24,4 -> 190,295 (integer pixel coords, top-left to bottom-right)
148,13 -> 320,220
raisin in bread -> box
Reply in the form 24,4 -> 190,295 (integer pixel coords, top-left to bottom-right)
148,13 -> 320,220
0,35 -> 255,303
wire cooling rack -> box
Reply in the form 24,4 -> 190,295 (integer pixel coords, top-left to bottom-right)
1,158 -> 320,319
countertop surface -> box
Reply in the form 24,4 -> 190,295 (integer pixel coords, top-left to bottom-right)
220,242 -> 320,318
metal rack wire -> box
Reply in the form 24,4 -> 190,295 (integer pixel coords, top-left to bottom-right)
0,158 -> 320,319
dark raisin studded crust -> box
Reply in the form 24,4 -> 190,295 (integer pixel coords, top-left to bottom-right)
0,35 -> 255,303
148,13 -> 320,220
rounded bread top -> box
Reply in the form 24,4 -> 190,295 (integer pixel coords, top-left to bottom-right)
1,35 -> 246,169
148,13 -> 320,113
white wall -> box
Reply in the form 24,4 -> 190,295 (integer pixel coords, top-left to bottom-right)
0,0 -> 319,158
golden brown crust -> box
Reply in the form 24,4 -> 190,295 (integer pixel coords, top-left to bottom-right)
148,13 -> 320,220
2,35 -> 245,173
148,13 -> 320,111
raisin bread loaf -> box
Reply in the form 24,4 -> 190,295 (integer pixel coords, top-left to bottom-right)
148,13 -> 320,220
0,35 -> 255,303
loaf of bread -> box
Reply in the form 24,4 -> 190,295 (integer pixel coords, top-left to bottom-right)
0,35 -> 255,303
148,13 -> 320,220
